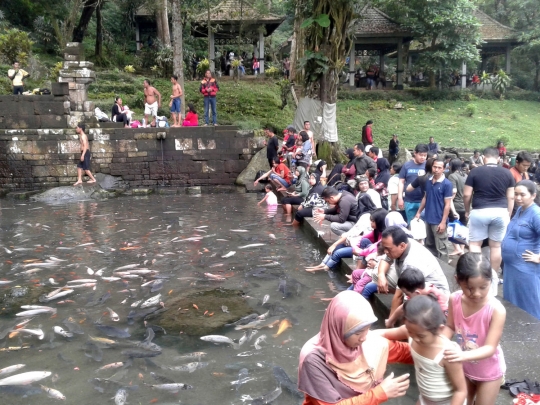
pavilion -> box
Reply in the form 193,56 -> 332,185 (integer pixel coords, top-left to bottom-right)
191,0 -> 285,73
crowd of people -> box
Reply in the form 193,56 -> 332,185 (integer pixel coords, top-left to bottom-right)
254,122 -> 539,405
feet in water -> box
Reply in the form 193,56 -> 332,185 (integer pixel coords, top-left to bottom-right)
305,264 -> 329,272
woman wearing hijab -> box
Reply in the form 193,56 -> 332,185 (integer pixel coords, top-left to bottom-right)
341,149 -> 357,181
280,166 -> 310,215
292,173 -> 327,225
375,158 -> 391,186
298,291 -> 411,405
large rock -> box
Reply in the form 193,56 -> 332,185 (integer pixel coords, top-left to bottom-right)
235,147 -> 270,186
31,184 -> 102,202
94,173 -> 128,190
0,285 -> 49,315
395,147 -> 413,165
146,289 -> 254,336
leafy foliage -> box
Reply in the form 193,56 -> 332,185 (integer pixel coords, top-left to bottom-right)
493,69 -> 511,97
0,29 -> 33,65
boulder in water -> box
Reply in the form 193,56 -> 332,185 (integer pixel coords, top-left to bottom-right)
0,285 -> 49,315
236,147 -> 270,187
94,173 -> 128,190
31,184 -> 102,202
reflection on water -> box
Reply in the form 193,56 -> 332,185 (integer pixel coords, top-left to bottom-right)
0,193 -> 416,404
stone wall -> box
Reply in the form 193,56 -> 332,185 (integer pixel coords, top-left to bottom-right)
0,126 -> 262,190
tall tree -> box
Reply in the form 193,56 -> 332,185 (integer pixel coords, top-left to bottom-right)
289,0 -> 308,82
172,0 -> 186,116
72,0 -> 101,42
95,1 -> 104,60
155,0 -> 171,46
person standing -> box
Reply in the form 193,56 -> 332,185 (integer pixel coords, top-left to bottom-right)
302,121 -> 316,159
448,159 -> 468,256
73,123 -> 96,186
362,120 -> 374,146
264,127 -> 279,169
414,159 -> 453,260
427,137 -> 440,157
143,79 -> 161,128
200,70 -> 219,126
8,62 -> 29,95
283,57 -> 290,79
169,75 -> 183,127
509,152 -> 533,183
398,144 -> 428,223
502,180 -> 540,320
463,147 -> 515,290
388,134 -> 399,164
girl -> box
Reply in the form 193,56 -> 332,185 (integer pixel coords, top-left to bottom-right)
111,97 -> 130,128
444,252 -> 506,405
378,295 -> 467,405
182,103 -> 198,126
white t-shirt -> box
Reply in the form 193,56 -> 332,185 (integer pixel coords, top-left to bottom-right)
387,175 -> 400,210
357,189 -> 382,208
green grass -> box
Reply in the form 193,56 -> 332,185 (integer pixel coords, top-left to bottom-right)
86,70 -> 539,150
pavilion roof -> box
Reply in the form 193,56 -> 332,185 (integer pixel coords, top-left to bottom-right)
354,6 -> 412,38
474,9 -> 516,42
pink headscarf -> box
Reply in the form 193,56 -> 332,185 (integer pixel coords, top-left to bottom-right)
299,291 -> 389,394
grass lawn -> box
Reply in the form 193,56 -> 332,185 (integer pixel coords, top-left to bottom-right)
88,71 -> 539,151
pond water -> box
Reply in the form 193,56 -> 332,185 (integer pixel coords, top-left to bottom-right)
0,192 -> 417,405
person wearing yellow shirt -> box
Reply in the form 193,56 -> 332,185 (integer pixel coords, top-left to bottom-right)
7,61 -> 29,95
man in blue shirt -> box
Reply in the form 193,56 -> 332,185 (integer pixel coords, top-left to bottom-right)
414,158 -> 453,260
398,143 -> 428,223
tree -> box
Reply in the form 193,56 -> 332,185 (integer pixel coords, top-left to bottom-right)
156,0 -> 171,46
171,0 -> 186,116
72,0 -> 102,42
379,0 -> 481,88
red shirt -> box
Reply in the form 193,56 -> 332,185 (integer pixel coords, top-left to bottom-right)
184,112 -> 198,125
498,146 -> 506,157
273,163 -> 292,184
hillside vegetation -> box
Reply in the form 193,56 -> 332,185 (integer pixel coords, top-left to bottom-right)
86,70 -> 540,151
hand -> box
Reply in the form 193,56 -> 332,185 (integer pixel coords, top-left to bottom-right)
378,275 -> 389,294
414,213 -> 421,220
379,372 -> 410,400
444,344 -> 465,363
158,103 -> 161,108
327,244 -> 337,255
522,250 -> 540,264
398,198 -> 404,211
314,213 -> 325,224
263,141 -> 267,146
437,222 -> 446,233
465,211 -> 470,221
345,273 -> 353,284
253,180 -> 259,186
169,101 -> 172,107
80,155 -> 85,162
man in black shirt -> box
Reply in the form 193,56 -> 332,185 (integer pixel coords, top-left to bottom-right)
352,143 -> 376,177
264,128 -> 279,169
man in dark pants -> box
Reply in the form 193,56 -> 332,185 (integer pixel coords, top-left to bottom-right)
73,123 -> 96,186
7,62 -> 29,95
264,127 -> 279,169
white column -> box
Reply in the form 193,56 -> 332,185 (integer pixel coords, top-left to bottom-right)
259,30 -> 265,74
209,31 -> 215,73
349,46 -> 355,86
461,61 -> 467,89
407,55 -> 412,82
135,22 -> 141,51
396,39 -> 403,89
506,44 -> 511,74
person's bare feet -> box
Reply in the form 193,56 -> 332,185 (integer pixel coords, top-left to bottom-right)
87,179 -> 96,183
305,265 -> 327,272
449,250 -> 464,256
73,181 -> 82,186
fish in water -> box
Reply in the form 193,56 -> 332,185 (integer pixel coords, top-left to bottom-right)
225,313 -> 259,327
53,326 -> 73,338
140,294 -> 162,308
238,332 -> 248,347
221,305 -> 229,313
238,243 -> 266,249
67,279 -> 98,284
269,234 -> 276,239
0,280 -> 13,285
173,352 -> 207,361
231,368 -> 254,390
39,289 -> 74,303
121,348 -> 162,359
16,328 -> 45,340
0,371 -> 52,386
87,292 -> 111,307
222,251 -> 236,258
230,229 -> 249,232
0,364 -> 25,376
200,335 -> 239,349
114,388 -> 128,405
107,307 -> 120,322
254,335 -> 267,350
165,361 -> 209,373
272,366 -> 304,398
278,277 -> 303,298
41,384 -> 66,400
251,385 -> 282,405
62,320 -> 84,335
273,319 -> 292,337
146,383 -> 193,393
95,324 -> 131,338
204,272 -> 226,281
137,328 -> 162,352
95,362 -> 124,373
150,372 -> 175,384
262,294 -> 270,305
84,342 -> 103,362
127,305 -> 164,325
143,323 -> 167,335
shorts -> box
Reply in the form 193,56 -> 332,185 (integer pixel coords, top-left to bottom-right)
145,102 -> 158,117
468,208 -> 510,242
170,98 -> 181,113
77,150 -> 91,171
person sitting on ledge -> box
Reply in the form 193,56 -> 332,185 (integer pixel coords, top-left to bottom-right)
111,97 -> 130,128
279,166 -> 310,215
182,103 -> 199,127
254,156 -> 292,189
313,186 -> 359,236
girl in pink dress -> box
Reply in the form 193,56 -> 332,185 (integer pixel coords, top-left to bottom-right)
443,252 -> 506,405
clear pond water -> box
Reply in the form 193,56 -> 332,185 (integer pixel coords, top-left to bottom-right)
0,192 -> 417,404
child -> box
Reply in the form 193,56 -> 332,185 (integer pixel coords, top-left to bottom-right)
182,103 -> 198,126
258,184 -> 277,206
385,266 -> 449,328
346,242 -> 382,294
443,252 -> 506,405
377,295 -> 467,405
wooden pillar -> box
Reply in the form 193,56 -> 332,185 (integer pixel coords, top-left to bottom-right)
135,22 -> 141,51
259,30 -> 265,74
407,55 -> 413,82
349,46 -> 355,87
396,38 -> 404,90
506,44 -> 511,74
461,61 -> 467,89
209,31 -> 215,73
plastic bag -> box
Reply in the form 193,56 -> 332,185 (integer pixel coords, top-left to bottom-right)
447,220 -> 469,245
410,218 -> 427,240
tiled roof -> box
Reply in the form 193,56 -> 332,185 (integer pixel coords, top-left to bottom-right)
193,0 -> 284,23
474,9 -> 516,41
354,6 -> 411,37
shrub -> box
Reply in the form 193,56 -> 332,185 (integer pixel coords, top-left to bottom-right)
0,28 -> 33,65
265,66 -> 281,79
465,103 -> 477,117
493,70 -> 511,96
124,65 -> 136,74
50,61 -> 63,80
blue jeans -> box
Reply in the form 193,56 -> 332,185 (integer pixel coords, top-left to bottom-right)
324,244 -> 353,269
270,174 -> 289,188
361,282 -> 378,300
404,201 -> 421,224
204,97 -> 217,125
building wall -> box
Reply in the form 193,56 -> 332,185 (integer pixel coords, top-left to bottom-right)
0,126 -> 261,190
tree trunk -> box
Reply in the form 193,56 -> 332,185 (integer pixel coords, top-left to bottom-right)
156,10 -> 163,43
95,1 -> 103,60
534,57 -> 540,92
161,0 -> 171,46
172,0 -> 185,117
290,0 -> 305,82
72,0 -> 99,42
429,71 -> 436,89
207,0 -> 213,71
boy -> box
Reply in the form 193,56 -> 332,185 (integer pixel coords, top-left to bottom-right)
73,123 -> 97,186
385,266 -> 448,327
169,75 -> 183,127
258,184 -> 277,206
388,163 -> 402,211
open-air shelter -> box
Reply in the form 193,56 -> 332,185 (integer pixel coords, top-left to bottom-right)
191,0 -> 285,73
